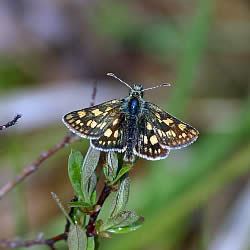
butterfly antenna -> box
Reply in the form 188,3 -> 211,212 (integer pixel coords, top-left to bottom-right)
142,83 -> 171,92
107,73 -> 132,90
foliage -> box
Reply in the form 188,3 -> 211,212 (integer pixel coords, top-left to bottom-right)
54,149 -> 143,250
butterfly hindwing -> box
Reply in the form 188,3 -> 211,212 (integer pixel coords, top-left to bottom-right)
62,99 -> 122,139
145,102 -> 199,149
91,113 -> 126,152
134,116 -> 169,160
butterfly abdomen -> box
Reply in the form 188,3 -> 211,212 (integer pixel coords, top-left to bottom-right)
123,97 -> 141,162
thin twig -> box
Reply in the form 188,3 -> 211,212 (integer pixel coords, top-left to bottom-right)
90,80 -> 98,107
0,114 -> 22,131
86,183 -> 112,237
0,233 -> 67,249
0,133 -> 79,200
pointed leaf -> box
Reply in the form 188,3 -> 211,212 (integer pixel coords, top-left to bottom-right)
68,150 -> 84,200
68,225 -> 87,250
88,172 -> 97,199
105,152 -> 119,181
106,216 -> 144,234
51,192 -> 74,225
90,190 -> 96,205
81,147 -> 100,203
110,164 -> 133,185
110,175 -> 130,217
101,210 -> 142,232
67,201 -> 91,207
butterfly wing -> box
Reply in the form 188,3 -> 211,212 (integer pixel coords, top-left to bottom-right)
133,116 -> 169,160
62,99 -> 122,139
145,102 -> 199,149
91,113 -> 127,152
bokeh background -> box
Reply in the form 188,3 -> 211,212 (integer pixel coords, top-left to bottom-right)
0,0 -> 250,249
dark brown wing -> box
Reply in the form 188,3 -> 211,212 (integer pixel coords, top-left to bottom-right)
133,115 -> 169,160
145,102 -> 199,149
62,99 -> 122,139
91,113 -> 126,152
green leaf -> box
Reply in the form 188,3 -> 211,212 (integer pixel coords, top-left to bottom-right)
51,192 -> 74,226
110,164 -> 133,185
87,237 -> 95,250
68,150 -> 84,200
101,210 -> 143,232
110,174 -> 130,217
103,152 -> 119,182
88,173 -> 97,200
68,225 -> 87,250
81,147 -> 100,203
107,216 -> 144,234
67,201 -> 91,208
90,190 -> 97,205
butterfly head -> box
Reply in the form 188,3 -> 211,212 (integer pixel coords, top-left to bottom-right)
129,84 -> 144,98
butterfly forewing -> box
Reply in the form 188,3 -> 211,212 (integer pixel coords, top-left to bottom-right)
134,116 -> 169,160
91,113 -> 126,152
145,102 -> 199,149
62,99 -> 122,139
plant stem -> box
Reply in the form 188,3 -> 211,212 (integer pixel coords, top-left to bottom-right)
86,183 -> 112,237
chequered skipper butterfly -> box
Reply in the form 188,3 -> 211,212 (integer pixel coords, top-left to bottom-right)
62,73 -> 199,162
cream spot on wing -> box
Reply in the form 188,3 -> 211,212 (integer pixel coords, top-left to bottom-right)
92,109 -> 103,116
75,126 -> 79,130
158,148 -> 161,154
104,128 -> 113,137
144,136 -> 148,144
108,141 -> 111,145
114,130 -> 119,138
102,141 -> 106,145
147,122 -> 153,130
179,135 -> 182,139
163,118 -> 174,126
87,120 -> 92,126
155,113 -> 161,119
182,133 -> 187,138
150,135 -> 158,145
178,124 -> 187,131
170,130 -> 176,137
144,148 -> 148,152
91,121 -> 97,128
66,114 -> 73,119
154,149 -> 158,154
166,130 -> 176,138
68,119 -> 74,124
157,129 -> 163,137
100,122 -> 107,129
111,100 -> 118,103
71,123 -> 75,127
149,148 -> 152,154
105,107 -> 113,112
80,123 -> 83,126
191,129 -> 197,135
76,120 -> 81,124
78,111 -> 86,118
99,140 -> 102,144
80,128 -> 84,132
113,118 -> 119,126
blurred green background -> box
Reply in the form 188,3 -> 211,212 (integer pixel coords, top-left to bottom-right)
1,0 -> 250,249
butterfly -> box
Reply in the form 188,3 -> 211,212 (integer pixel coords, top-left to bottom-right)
62,73 -> 199,162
